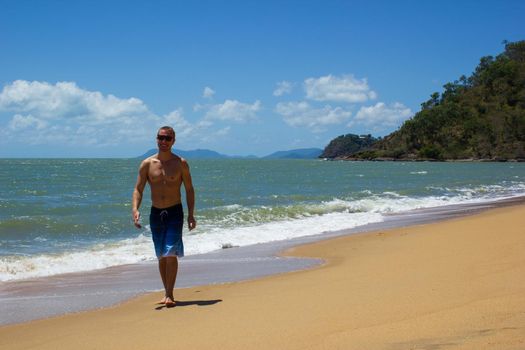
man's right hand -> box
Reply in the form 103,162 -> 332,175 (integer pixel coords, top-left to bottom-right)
133,210 -> 142,228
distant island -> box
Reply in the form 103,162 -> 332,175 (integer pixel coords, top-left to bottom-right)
321,40 -> 525,161
139,148 -> 232,159
263,148 -> 322,159
138,148 -> 323,159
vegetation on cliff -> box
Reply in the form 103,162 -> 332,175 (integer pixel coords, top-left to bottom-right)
322,40 -> 525,160
319,134 -> 378,158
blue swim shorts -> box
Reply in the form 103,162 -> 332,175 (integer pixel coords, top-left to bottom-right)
149,204 -> 184,258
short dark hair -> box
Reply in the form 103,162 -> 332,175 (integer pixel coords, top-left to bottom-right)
158,126 -> 175,137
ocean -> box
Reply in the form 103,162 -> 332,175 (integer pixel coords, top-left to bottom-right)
1,158 -> 525,282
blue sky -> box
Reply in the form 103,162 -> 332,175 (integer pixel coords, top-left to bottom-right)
1,0 -> 524,158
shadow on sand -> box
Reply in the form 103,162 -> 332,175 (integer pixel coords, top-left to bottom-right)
155,299 -> 223,310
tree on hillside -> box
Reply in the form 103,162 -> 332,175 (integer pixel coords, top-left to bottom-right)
355,40 -> 525,160
320,134 -> 378,158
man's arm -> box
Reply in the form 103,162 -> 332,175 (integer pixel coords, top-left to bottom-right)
181,159 -> 196,231
132,160 -> 149,228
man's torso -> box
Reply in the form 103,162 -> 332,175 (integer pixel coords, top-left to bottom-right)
147,154 -> 183,209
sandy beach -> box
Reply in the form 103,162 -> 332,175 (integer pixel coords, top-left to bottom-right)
1,204 -> 524,350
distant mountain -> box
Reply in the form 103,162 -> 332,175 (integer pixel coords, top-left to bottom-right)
138,148 -> 229,159
263,148 -> 323,159
138,148 -> 323,159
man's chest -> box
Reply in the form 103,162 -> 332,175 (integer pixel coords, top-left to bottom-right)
148,163 -> 182,183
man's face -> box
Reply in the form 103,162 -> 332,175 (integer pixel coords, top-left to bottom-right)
156,129 -> 175,152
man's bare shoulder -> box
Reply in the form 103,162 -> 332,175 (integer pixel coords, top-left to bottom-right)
139,155 -> 158,171
146,153 -> 159,161
144,154 -> 160,164
176,155 -> 188,164
169,153 -> 186,164
179,157 -> 191,171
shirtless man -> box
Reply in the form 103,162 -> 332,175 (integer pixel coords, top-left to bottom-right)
132,126 -> 196,307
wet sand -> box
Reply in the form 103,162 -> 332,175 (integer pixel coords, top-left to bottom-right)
1,203 -> 524,349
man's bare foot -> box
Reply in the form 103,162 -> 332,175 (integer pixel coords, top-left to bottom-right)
157,296 -> 167,305
165,297 -> 176,308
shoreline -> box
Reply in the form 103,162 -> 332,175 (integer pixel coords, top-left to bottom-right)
1,195 -> 525,326
1,198 -> 524,348
326,156 -> 525,162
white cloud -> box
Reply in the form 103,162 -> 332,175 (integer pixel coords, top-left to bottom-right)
205,99 -> 261,123
197,119 -> 214,128
203,86 -> 215,99
0,80 -> 186,146
193,103 -> 205,112
0,80 -> 149,120
275,101 -> 352,132
216,126 -> 231,136
161,109 -> 194,138
304,74 -> 377,103
0,80 -> 262,154
273,81 -> 293,96
351,102 -> 412,130
8,114 -> 48,131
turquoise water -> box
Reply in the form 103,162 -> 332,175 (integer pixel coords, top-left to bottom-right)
1,158 -> 525,280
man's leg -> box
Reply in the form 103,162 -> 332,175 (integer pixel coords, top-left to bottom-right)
159,205 -> 183,306
164,256 -> 178,306
158,258 -> 168,303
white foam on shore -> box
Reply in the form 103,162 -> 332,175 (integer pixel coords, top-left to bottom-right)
0,235 -> 153,282
183,211 -> 384,255
1,187 -> 524,282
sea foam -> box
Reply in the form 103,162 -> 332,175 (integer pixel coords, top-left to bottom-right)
2,181 -> 525,281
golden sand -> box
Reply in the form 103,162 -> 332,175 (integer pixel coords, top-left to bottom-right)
1,205 -> 524,349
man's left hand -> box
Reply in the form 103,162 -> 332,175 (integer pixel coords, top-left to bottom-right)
187,215 -> 196,231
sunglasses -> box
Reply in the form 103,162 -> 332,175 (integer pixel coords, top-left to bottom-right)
157,135 -> 173,142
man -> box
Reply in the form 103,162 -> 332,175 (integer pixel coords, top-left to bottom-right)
132,126 -> 196,307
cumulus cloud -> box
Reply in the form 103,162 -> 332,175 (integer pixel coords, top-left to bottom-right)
8,114 -> 48,131
161,109 -> 194,138
203,86 -> 215,99
205,99 -> 261,123
350,102 -> 412,130
0,80 -> 149,120
216,126 -> 231,136
0,80 -> 191,146
304,74 -> 377,103
273,81 -> 293,96
275,101 -> 352,132
193,103 -> 205,112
